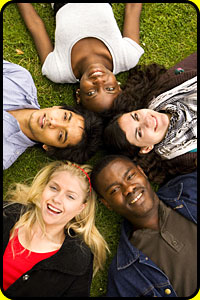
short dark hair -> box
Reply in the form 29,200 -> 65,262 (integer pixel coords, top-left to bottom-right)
45,105 -> 103,163
103,114 -> 139,158
91,154 -> 134,197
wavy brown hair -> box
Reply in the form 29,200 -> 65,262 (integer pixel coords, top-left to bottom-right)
103,63 -> 196,185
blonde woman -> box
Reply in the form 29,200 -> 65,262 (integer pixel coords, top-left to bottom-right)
3,161 -> 109,297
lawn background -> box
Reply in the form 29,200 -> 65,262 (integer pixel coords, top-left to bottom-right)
3,2 -> 197,297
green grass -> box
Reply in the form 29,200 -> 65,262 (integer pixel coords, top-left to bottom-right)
3,3 -> 197,297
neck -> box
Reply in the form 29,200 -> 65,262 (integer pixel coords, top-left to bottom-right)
129,197 -> 160,232
8,109 -> 37,140
33,222 -> 65,245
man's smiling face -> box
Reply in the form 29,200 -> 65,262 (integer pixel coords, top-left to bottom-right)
95,157 -> 158,221
28,106 -> 84,148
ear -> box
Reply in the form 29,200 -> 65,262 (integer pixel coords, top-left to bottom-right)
75,89 -> 81,104
139,145 -> 154,154
99,197 -> 112,211
42,144 -> 53,152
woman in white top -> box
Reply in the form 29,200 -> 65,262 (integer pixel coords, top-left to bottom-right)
16,3 -> 144,112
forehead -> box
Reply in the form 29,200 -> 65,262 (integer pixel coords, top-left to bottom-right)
97,158 -> 137,188
49,170 -> 87,192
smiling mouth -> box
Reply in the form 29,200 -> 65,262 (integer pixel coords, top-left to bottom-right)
130,191 -> 143,204
40,113 -> 46,128
89,70 -> 104,78
47,204 -> 62,214
152,116 -> 158,131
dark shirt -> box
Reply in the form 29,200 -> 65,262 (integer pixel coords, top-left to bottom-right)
130,201 -> 197,297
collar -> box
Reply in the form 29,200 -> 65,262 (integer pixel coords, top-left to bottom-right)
116,181 -> 185,270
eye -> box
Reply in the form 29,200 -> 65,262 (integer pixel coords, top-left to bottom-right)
68,112 -> 72,121
110,186 -> 120,195
87,91 -> 95,96
58,131 -> 63,141
127,173 -> 134,181
50,185 -> 57,191
64,112 -> 67,120
134,113 -> 139,121
68,194 -> 75,200
138,128 -> 142,138
106,87 -> 115,92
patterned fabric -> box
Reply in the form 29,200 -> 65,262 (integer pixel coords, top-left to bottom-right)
149,77 -> 197,159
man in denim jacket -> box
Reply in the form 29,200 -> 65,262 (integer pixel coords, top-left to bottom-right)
91,155 -> 197,297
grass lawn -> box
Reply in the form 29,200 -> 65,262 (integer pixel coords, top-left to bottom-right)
3,3 -> 197,297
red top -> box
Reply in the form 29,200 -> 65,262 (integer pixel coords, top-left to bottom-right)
3,233 -> 59,291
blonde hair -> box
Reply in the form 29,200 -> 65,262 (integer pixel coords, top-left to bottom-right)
4,161 -> 109,276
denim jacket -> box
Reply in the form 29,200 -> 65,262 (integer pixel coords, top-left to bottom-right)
106,171 -> 197,297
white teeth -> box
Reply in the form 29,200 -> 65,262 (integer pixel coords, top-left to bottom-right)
92,71 -> 103,76
47,204 -> 62,214
153,116 -> 157,131
131,192 -> 143,204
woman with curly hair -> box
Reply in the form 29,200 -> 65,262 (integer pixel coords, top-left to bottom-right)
16,3 -> 144,112
104,52 -> 197,184
3,161 -> 109,297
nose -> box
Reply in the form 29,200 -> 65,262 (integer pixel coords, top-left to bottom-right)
53,191 -> 64,203
48,118 -> 64,129
143,116 -> 152,128
91,75 -> 106,85
122,184 -> 136,197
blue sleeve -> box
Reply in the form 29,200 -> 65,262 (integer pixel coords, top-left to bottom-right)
157,171 -> 197,223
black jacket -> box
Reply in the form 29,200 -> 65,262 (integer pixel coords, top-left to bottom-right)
3,204 -> 93,298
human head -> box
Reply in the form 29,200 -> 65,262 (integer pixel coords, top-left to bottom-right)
75,63 -> 122,113
29,105 -> 84,149
9,161 -> 95,235
104,109 -> 170,156
91,155 -> 159,224
35,105 -> 103,163
103,114 -> 139,157
118,109 -> 170,154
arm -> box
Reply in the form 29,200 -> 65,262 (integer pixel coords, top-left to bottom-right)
123,3 -> 142,45
16,3 -> 53,64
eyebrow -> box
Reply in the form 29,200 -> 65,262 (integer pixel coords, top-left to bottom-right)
69,112 -> 72,121
131,113 -> 138,141
105,167 -> 132,192
62,112 -> 72,143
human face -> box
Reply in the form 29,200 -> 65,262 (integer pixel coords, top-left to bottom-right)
77,64 -> 122,112
28,106 -> 84,148
40,171 -> 87,230
96,158 -> 158,222
118,109 -> 170,153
